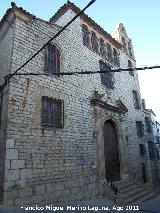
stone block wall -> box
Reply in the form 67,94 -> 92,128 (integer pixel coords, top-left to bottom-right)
1,7 -> 145,204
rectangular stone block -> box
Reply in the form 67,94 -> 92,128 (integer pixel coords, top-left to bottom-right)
35,184 -> 45,195
11,160 -> 25,169
20,169 -> 33,179
5,170 -> 19,181
5,149 -> 18,160
18,187 -> 32,197
6,139 -> 15,149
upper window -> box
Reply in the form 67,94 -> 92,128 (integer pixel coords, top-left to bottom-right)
42,96 -> 64,128
145,117 -> 152,133
128,60 -> 134,76
100,38 -> 106,58
147,141 -> 155,160
91,32 -> 99,53
113,49 -> 120,67
128,42 -> 132,57
82,25 -> 90,47
139,144 -> 146,156
122,37 -> 127,52
99,60 -> 114,89
132,90 -> 141,109
44,44 -> 60,74
106,43 -> 112,63
136,121 -> 144,137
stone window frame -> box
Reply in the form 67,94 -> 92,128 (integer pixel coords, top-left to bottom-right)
106,43 -> 113,63
136,121 -> 144,137
91,31 -> 99,53
132,90 -> 141,109
82,24 -> 90,47
99,60 -> 114,89
42,96 -> 64,128
128,60 -> 134,76
113,48 -> 120,67
99,38 -> 107,58
44,44 -> 60,75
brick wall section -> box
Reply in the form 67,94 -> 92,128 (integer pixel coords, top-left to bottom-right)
2,9 -> 145,204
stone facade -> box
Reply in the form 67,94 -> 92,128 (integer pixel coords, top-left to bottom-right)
0,2 -> 154,205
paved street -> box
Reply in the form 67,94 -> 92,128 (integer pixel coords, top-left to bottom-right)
0,195 -> 160,213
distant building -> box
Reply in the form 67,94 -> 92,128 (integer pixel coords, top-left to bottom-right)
0,1 -> 159,205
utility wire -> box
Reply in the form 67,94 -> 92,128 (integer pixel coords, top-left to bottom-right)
9,65 -> 160,77
0,0 -> 96,90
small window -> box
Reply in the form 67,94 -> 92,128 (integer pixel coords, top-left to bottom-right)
128,41 -> 132,57
128,60 -> 134,76
106,43 -> 112,63
91,32 -> 99,53
100,38 -> 106,58
42,96 -> 64,128
132,90 -> 141,109
44,44 -> 60,75
122,37 -> 127,52
139,144 -> 146,156
82,25 -> 90,47
145,117 -> 152,133
136,121 -> 144,137
147,141 -> 155,160
113,49 -> 120,67
99,60 -> 114,88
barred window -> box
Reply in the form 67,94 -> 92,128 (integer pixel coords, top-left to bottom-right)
113,49 -> 120,67
82,25 -> 90,47
139,144 -> 146,156
99,60 -> 114,89
128,60 -> 134,76
44,44 -> 60,74
136,121 -> 144,137
42,97 -> 64,128
91,32 -> 99,53
132,90 -> 141,109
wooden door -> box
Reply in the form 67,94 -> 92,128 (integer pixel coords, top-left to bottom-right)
103,120 -> 120,182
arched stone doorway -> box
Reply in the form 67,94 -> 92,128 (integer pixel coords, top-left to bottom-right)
103,120 -> 120,182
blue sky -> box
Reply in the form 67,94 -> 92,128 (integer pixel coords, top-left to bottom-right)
0,0 -> 160,120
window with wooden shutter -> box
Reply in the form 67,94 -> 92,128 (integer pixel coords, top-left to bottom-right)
42,96 -> 64,128
44,44 -> 60,75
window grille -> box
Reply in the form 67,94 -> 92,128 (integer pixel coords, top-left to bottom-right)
99,60 -> 114,89
91,32 -> 99,53
42,96 -> 64,128
132,90 -> 141,109
113,49 -> 120,67
106,43 -> 113,63
44,44 -> 60,74
100,38 -> 106,58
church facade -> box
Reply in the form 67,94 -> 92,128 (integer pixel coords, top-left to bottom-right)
0,2 -> 155,205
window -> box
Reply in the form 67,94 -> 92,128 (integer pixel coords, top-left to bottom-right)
113,49 -> 120,67
128,41 -> 132,57
99,60 -> 114,88
44,44 -> 60,74
99,38 -> 106,58
82,25 -> 90,47
42,96 -> 64,128
147,141 -> 155,160
136,121 -> 144,137
106,43 -> 112,63
145,117 -> 152,133
91,32 -> 99,53
139,144 -> 146,156
122,37 -> 127,52
128,60 -> 134,76
132,90 -> 141,109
